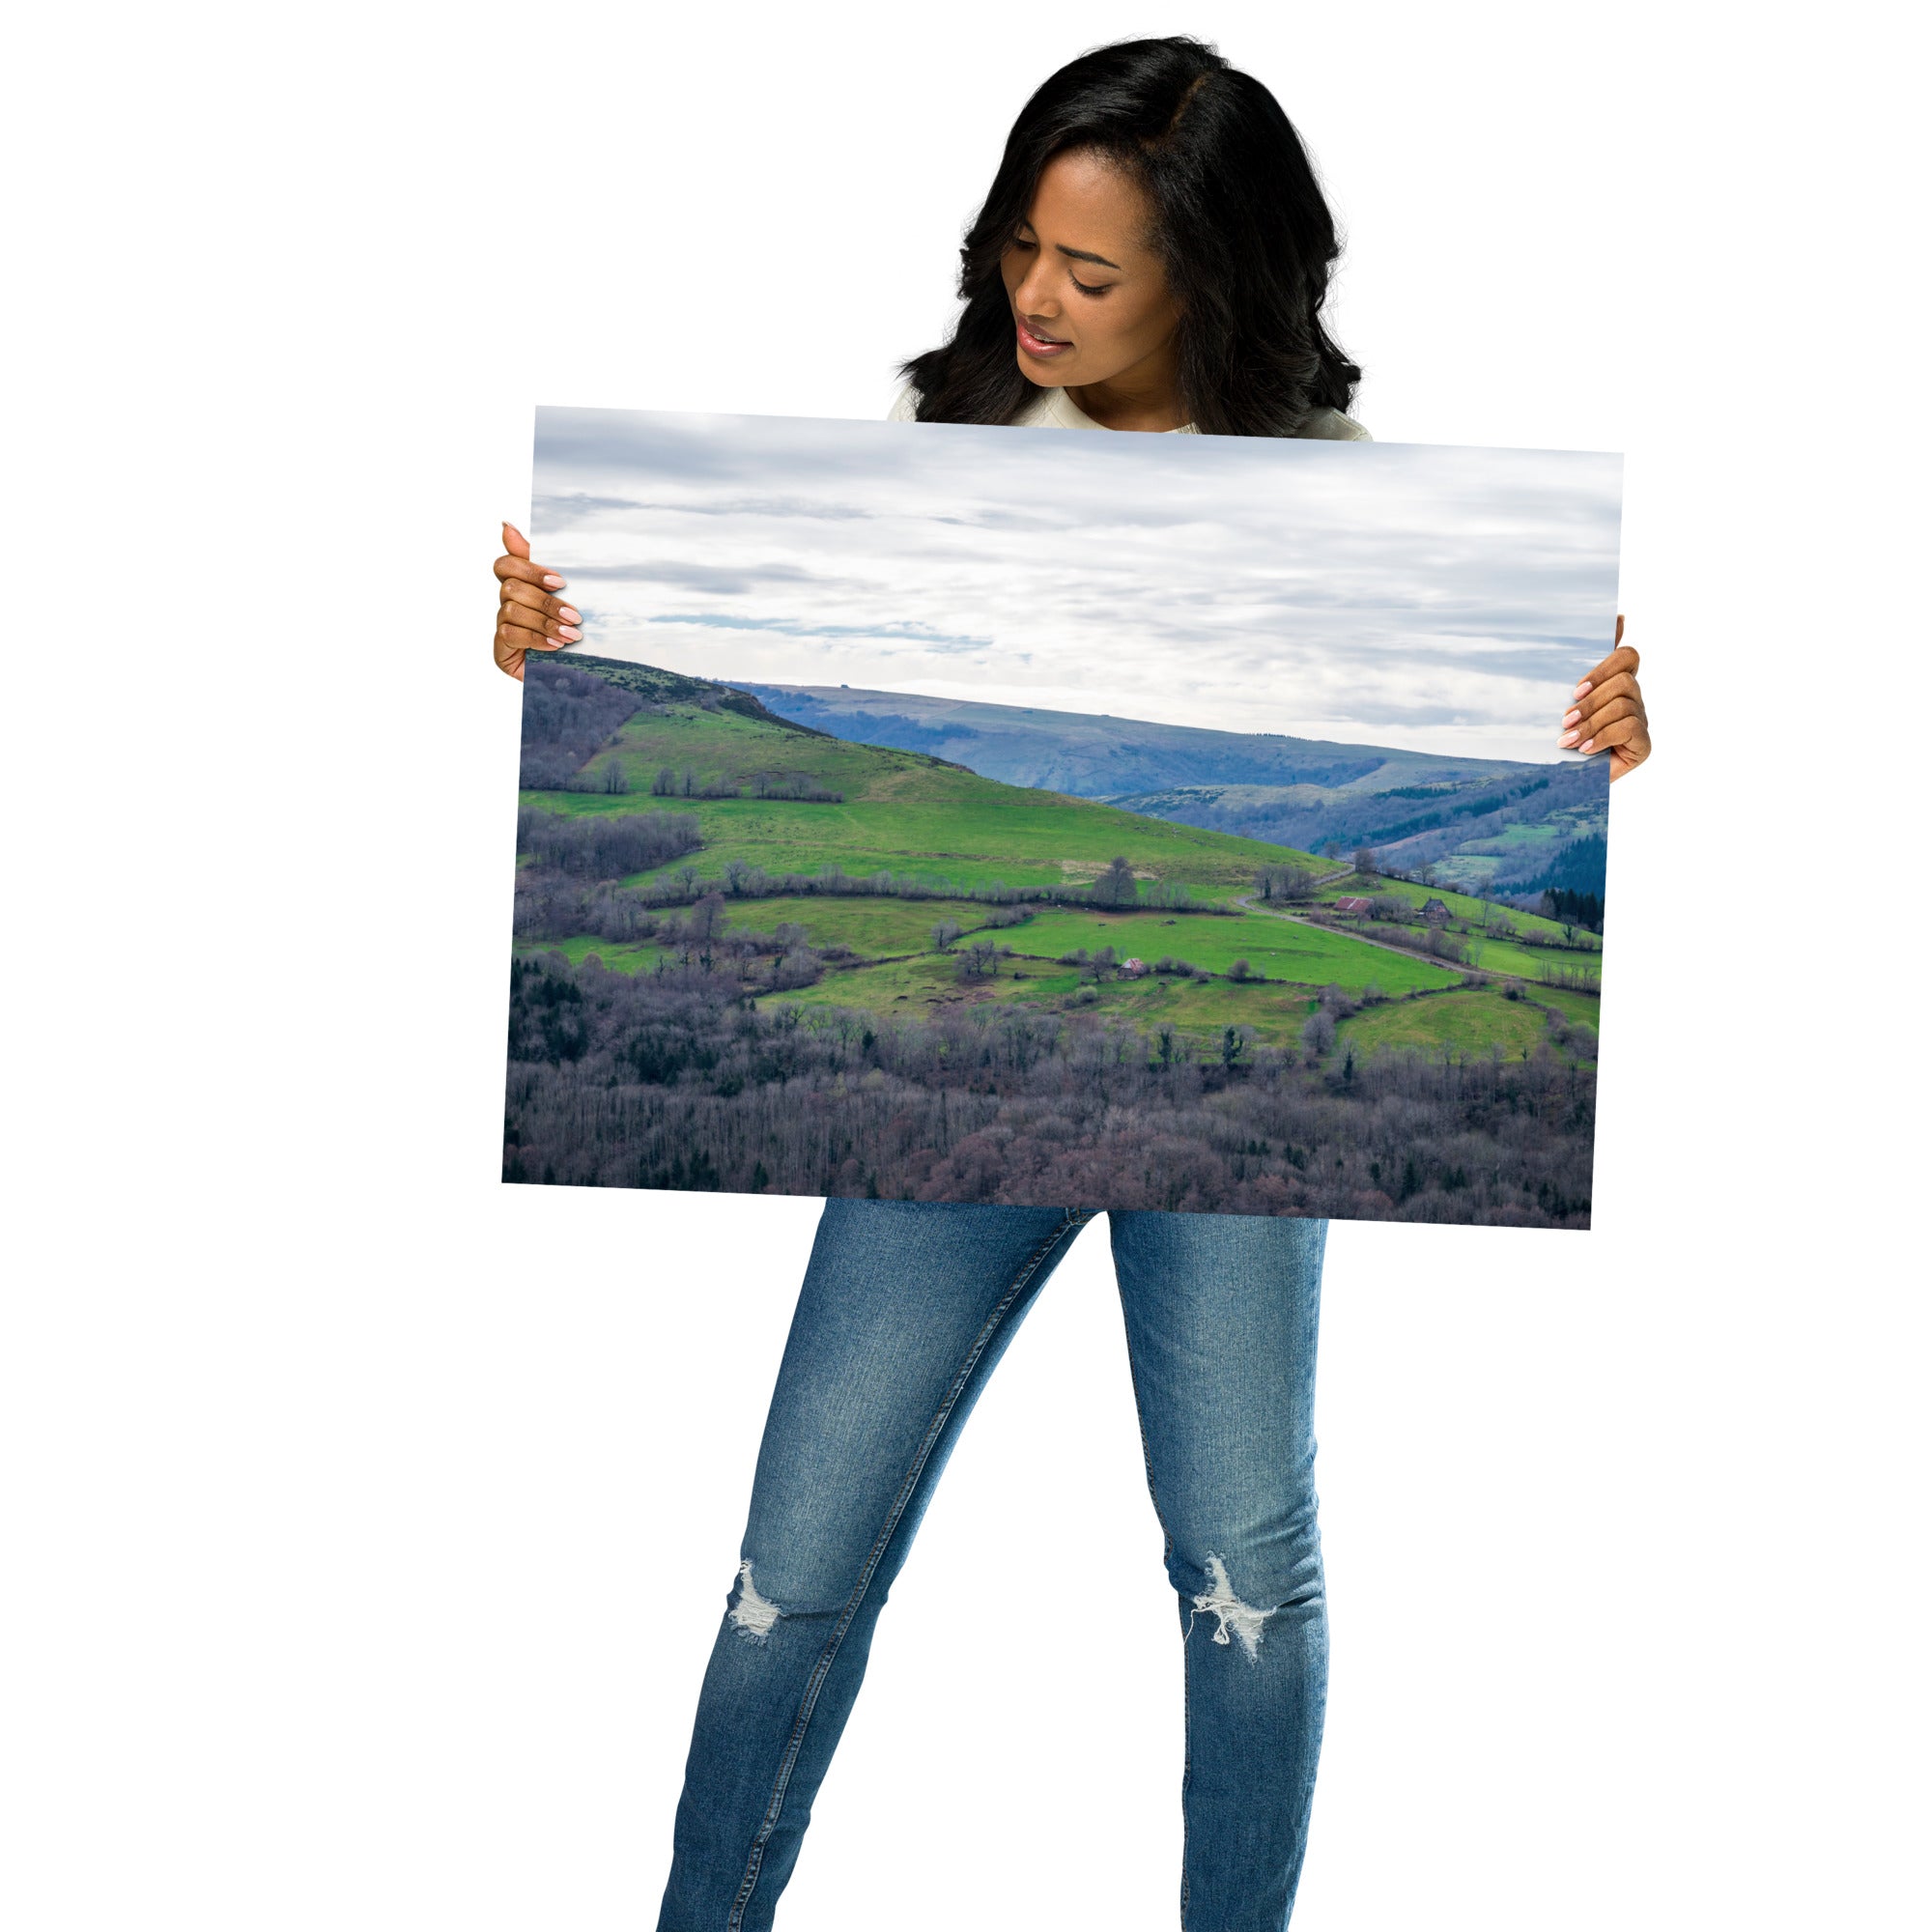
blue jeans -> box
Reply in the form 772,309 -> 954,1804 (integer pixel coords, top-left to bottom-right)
657,1202 -> 1329,1932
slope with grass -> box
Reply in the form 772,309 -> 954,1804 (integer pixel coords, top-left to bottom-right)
524,659 -> 1336,905
736,677 -> 1609,902
1003,907 -> 1460,995
1336,987 -> 1554,1061
516,657 -> 1601,1064
775,950 -> 1330,1051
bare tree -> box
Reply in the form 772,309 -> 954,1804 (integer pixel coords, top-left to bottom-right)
956,941 -> 1001,981
1255,864 -> 1318,902
687,893 -> 729,944
1091,856 -> 1139,907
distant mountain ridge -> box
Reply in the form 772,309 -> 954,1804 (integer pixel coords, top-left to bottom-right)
734,678 -> 1606,903
733,680 -> 1522,796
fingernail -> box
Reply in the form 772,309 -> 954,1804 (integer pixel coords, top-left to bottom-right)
1573,681 -> 1591,697
1562,708 -> 1580,725
556,624 -> 582,641
1578,739 -> 1595,753
1558,730 -> 1579,747
558,605 -> 581,623
543,574 -> 566,588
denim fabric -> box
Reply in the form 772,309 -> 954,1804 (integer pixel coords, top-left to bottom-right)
656,1200 -> 1328,1932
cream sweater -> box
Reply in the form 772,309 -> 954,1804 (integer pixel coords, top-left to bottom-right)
887,379 -> 1370,440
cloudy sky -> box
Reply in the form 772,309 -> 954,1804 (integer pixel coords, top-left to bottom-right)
530,407 -> 1622,764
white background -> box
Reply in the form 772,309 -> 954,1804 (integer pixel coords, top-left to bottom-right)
6,4 -> 1925,1928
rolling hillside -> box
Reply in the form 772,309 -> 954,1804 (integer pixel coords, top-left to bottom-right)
734,678 -> 1608,903
526,656 -> 1337,905
1103,763 -> 1609,900
733,679 -> 1520,794
516,655 -> 1599,1022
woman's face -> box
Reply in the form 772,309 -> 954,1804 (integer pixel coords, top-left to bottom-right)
999,148 -> 1180,392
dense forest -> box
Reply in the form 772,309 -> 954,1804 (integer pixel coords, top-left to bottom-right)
519,663 -> 644,788
503,953 -> 1595,1225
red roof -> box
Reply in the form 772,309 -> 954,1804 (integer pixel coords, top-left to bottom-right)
1333,895 -> 1372,913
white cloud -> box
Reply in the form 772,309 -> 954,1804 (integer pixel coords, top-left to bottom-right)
530,406 -> 1622,763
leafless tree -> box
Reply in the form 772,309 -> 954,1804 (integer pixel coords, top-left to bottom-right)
1092,857 -> 1138,907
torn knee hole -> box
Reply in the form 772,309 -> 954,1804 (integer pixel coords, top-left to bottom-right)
728,1559 -> 784,1641
1190,1554 -> 1271,1662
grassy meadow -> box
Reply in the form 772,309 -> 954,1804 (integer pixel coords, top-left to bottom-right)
533,698 -> 1313,904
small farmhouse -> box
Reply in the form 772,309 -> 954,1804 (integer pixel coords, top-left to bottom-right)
1121,957 -> 1150,978
1421,897 -> 1452,926
1332,895 -> 1372,916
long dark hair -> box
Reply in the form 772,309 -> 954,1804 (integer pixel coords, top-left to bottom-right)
899,37 -> 1360,437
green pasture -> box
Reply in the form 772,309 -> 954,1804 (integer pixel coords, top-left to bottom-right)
1465,935 -> 1603,983
1336,986 -> 1570,1063
1009,907 -> 1462,995
1079,972 -> 1323,1048
1430,855 -> 1504,894
1321,878 -> 1583,946
717,895 -> 994,956
774,952 -> 1084,1024
1458,819 -> 1568,856
777,950 -> 1328,1049
523,698 -> 1325,903
512,935 -> 670,975
779,951 -> 1047,1013
601,703 -> 923,801
523,790 -> 1314,903
1525,984 -> 1603,1032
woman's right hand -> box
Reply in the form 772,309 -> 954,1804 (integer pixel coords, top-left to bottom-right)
493,522 -> 582,681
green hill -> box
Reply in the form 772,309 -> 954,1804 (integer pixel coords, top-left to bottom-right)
515,655 -> 1597,1056
735,678 -> 1608,903
525,655 -> 1333,904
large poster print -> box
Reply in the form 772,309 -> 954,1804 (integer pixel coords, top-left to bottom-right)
504,408 -> 1620,1227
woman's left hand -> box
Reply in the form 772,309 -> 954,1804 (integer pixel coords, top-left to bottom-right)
1560,614 -> 1651,780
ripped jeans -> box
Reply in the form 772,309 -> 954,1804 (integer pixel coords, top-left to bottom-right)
657,1201 -> 1329,1932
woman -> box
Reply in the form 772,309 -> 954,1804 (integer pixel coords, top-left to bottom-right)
492,38 -> 1650,1932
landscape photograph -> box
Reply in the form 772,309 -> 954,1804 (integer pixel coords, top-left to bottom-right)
505,409 -> 1621,1227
